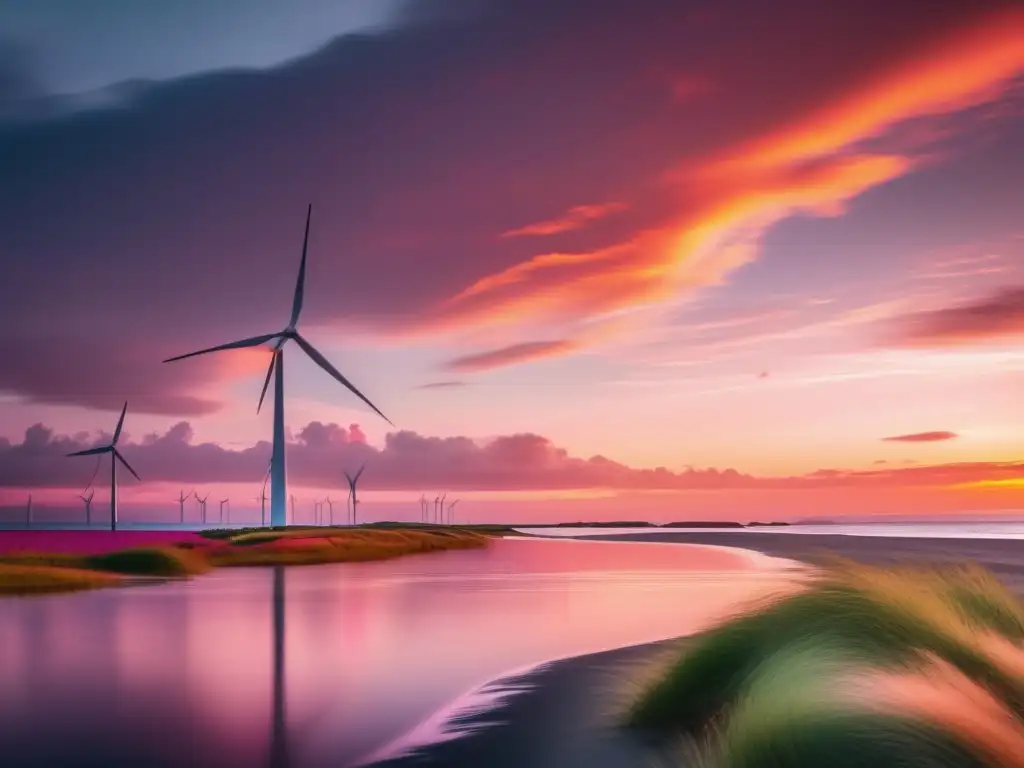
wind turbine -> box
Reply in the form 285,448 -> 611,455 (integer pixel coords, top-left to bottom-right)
433,495 -> 440,524
258,462 -> 271,527
440,492 -> 447,525
25,494 -> 32,528
66,402 -> 141,531
162,205 -> 393,528
419,494 -> 428,523
196,492 -> 211,525
289,495 -> 296,524
220,498 -> 230,524
447,499 -> 460,525
325,496 -> 335,526
313,500 -> 322,525
176,489 -> 192,525
81,488 -> 95,527
345,463 -> 367,526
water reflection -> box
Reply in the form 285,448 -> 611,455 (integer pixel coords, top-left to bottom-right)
0,538 -> 798,767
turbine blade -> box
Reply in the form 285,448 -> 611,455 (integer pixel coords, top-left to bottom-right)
293,332 -> 394,426
344,472 -> 354,485
354,461 -> 367,482
67,446 -> 110,457
112,401 -> 128,445
257,351 -> 277,414
113,448 -> 141,481
289,205 -> 312,329
163,333 -> 281,363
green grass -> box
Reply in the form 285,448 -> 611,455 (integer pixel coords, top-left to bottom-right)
0,527 -> 491,595
83,547 -> 212,576
624,560 -> 1024,768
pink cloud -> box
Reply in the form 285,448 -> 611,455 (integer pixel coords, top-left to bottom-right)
2,421 -> 1022,494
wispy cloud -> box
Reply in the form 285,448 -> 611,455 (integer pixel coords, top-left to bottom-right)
445,340 -> 581,373
892,287 -> 1024,346
415,380 -> 467,390
882,431 -> 959,443
500,202 -> 629,238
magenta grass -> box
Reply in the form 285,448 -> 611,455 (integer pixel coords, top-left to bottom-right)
0,531 -> 216,556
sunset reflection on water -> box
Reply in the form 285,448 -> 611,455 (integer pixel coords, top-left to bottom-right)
0,537 -> 799,767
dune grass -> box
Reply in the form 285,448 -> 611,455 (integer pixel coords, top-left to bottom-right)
0,527 -> 490,596
624,558 -> 1024,768
209,528 -> 489,567
0,563 -> 123,595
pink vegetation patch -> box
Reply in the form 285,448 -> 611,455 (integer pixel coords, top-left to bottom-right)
0,531 -> 218,556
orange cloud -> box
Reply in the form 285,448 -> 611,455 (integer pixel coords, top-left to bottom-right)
432,153 -> 910,332
416,6 -> 1023,359
705,6 -> 1024,174
445,339 -> 581,372
500,202 -> 629,238
882,431 -> 958,443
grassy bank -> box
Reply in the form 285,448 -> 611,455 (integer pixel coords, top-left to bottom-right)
0,527 -> 489,597
624,560 -> 1024,767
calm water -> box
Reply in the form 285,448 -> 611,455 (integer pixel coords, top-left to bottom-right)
517,522 -> 1024,540
0,537 -> 797,768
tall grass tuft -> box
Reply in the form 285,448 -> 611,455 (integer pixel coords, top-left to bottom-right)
625,560 -> 1024,768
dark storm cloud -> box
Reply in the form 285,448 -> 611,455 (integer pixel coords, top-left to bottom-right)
0,0 -> 1017,414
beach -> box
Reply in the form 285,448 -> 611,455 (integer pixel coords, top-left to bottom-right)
366,531 -> 1024,767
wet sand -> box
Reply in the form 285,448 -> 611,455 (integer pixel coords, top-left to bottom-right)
365,531 -> 1024,768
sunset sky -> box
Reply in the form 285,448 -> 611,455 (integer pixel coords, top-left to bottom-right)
1,0 -> 1023,523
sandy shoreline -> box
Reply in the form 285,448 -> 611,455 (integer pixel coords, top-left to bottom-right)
365,531 -> 1024,768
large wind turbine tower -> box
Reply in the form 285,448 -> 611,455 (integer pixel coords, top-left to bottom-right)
162,205 -> 393,528
67,402 -> 141,531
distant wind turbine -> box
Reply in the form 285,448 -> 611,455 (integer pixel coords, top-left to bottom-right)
259,462 -> 271,526
220,498 -> 230,524
433,495 -> 440,524
162,205 -> 393,528
345,463 -> 367,526
176,489 -> 192,524
26,494 -> 32,528
420,494 -> 428,523
196,492 -> 211,525
289,495 -> 296,524
447,499 -> 460,524
313,500 -> 322,525
440,492 -> 447,525
81,488 -> 95,527
325,495 -> 335,526
66,402 -> 141,531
